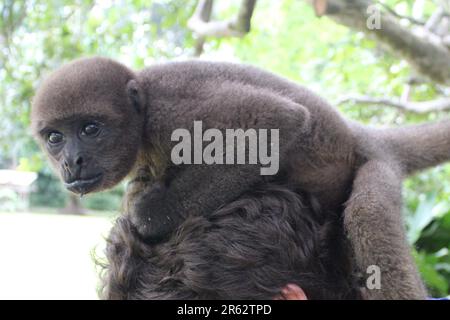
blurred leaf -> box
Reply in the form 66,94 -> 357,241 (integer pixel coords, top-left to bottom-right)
415,250 -> 449,296
406,193 -> 448,245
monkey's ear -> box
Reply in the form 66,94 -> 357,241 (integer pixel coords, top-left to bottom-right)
126,79 -> 142,114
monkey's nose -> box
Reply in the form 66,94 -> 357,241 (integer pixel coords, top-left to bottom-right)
63,154 -> 87,180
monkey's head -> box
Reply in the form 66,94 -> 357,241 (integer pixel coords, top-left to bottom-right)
31,57 -> 145,195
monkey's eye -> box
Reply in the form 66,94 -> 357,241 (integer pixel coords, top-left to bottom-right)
47,131 -> 64,145
81,123 -> 100,137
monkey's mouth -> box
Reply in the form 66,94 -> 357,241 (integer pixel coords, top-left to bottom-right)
64,173 -> 103,195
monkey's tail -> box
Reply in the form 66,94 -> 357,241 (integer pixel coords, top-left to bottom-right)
381,119 -> 450,175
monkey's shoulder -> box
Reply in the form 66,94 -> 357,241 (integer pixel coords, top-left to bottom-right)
138,61 -> 357,148
137,60 -> 300,95
138,61 -> 346,118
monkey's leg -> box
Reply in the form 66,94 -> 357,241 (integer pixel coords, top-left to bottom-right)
344,160 -> 427,299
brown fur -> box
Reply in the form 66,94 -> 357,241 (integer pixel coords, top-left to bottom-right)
31,57 -> 450,299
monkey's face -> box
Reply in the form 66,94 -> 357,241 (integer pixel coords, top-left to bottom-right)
36,116 -> 142,195
31,57 -> 144,195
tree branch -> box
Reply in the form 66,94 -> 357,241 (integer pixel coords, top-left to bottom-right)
192,0 -> 213,56
376,1 -> 425,26
425,7 -> 447,33
188,0 -> 257,38
309,0 -> 450,84
337,95 -> 450,113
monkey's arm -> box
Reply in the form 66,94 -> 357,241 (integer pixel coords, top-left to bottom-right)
130,163 -> 265,241
123,166 -> 155,216
130,86 -> 311,241
344,160 -> 427,299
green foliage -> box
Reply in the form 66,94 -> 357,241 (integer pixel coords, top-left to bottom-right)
406,192 -> 448,245
81,184 -> 125,212
415,249 -> 450,297
0,0 -> 448,295
30,169 -> 67,208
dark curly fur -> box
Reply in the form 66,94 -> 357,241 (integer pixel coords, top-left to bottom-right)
99,184 -> 362,300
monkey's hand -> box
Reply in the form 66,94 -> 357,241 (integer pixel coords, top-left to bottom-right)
128,181 -> 184,242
